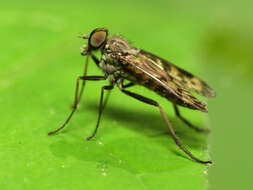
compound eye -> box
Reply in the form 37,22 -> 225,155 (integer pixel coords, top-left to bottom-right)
89,29 -> 108,49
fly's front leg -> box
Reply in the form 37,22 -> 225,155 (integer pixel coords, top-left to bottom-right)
48,75 -> 107,136
77,53 -> 101,105
119,85 -> 212,164
76,54 -> 90,105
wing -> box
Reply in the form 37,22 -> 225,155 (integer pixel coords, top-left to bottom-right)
140,50 -> 216,98
118,50 -> 209,112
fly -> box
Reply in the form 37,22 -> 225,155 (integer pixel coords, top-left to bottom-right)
48,28 -> 216,164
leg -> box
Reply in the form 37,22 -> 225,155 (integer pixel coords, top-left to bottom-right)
102,89 -> 111,111
173,104 -> 210,133
120,88 -> 212,164
122,82 -> 135,88
77,53 -> 101,105
102,81 -> 135,109
86,85 -> 114,140
48,75 -> 107,136
76,54 -> 90,105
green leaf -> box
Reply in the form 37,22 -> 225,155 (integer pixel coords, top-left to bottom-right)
0,1 -> 211,189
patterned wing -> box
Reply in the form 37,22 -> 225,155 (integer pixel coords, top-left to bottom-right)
118,52 -> 208,112
140,50 -> 216,98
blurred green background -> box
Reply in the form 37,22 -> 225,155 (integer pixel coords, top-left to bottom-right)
0,0 -> 252,189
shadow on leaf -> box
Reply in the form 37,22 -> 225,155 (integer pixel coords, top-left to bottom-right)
49,100 -> 209,173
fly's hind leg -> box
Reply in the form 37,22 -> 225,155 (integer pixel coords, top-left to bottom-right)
119,85 -> 212,164
173,104 -> 210,133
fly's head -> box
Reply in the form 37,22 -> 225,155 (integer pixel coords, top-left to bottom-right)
80,28 -> 108,56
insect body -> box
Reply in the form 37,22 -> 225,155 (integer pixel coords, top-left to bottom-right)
48,28 -> 215,164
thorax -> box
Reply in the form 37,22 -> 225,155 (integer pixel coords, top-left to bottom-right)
98,36 -> 140,84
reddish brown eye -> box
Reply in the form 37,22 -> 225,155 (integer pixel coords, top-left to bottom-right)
90,30 -> 107,48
